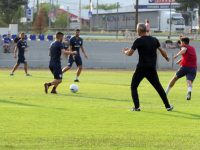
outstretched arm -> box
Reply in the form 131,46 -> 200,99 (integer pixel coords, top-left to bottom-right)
62,49 -> 77,55
158,47 -> 170,62
174,47 -> 187,59
122,48 -> 134,56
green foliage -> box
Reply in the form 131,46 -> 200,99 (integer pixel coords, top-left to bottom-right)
53,13 -> 69,28
176,0 -> 200,14
83,3 -> 120,10
0,0 -> 27,25
0,70 -> 200,149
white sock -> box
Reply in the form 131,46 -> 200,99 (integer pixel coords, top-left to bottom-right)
188,87 -> 192,92
75,76 -> 79,80
165,86 -> 171,95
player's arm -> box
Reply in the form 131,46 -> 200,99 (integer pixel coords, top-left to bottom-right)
174,47 -> 187,59
122,48 -> 134,56
80,46 -> 88,59
61,49 -> 77,55
158,47 -> 170,62
176,59 -> 182,65
13,46 -> 18,58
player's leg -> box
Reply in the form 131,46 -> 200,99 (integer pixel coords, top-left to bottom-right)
166,67 -> 186,95
10,63 -> 20,75
44,65 -> 63,94
62,56 -> 73,73
24,62 -> 31,76
186,67 -> 197,100
145,68 -> 173,111
165,75 -> 179,95
131,68 -> 145,111
74,56 -> 82,82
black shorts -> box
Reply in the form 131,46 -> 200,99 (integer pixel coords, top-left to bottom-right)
17,56 -> 26,64
68,55 -> 82,67
49,64 -> 62,80
176,66 -> 197,81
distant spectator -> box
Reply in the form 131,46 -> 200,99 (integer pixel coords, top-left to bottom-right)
3,34 -> 12,53
145,19 -> 150,35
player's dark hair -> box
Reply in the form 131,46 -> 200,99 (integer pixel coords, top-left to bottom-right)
76,29 -> 80,32
181,37 -> 190,45
56,32 -> 64,39
177,40 -> 181,45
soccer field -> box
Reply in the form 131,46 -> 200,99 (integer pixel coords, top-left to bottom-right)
0,70 -> 199,150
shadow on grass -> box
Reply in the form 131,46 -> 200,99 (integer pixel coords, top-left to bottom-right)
59,93 -> 130,103
0,99 -> 68,111
143,110 -> 200,120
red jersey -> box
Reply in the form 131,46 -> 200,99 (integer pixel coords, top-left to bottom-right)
180,45 -> 197,68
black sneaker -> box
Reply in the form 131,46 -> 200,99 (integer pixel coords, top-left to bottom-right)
10,73 -> 14,76
74,79 -> 79,82
131,107 -> 141,111
44,83 -> 49,94
167,105 -> 174,111
186,92 -> 191,100
26,73 -> 31,76
51,89 -> 57,94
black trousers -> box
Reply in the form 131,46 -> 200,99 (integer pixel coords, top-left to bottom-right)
131,67 -> 170,109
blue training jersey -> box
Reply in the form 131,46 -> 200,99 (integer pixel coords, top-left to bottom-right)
17,40 -> 27,57
4,37 -> 12,44
50,41 -> 64,64
70,36 -> 83,55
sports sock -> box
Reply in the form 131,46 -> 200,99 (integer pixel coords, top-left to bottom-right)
75,76 -> 79,80
188,86 -> 192,92
165,86 -> 171,95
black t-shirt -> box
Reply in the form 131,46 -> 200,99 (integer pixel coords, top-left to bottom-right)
50,41 -> 64,64
17,40 -> 27,57
131,36 -> 160,68
70,36 -> 83,55
14,37 -> 21,44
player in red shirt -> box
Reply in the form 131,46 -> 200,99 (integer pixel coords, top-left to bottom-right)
166,37 -> 197,100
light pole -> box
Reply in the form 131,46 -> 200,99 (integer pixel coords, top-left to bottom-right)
116,2 -> 119,39
79,0 -> 82,29
135,0 -> 139,31
169,1 -> 172,39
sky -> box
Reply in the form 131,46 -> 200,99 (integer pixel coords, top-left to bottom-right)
29,0 -> 134,10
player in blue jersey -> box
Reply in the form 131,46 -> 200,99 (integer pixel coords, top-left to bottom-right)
10,32 -> 31,76
3,34 -> 12,53
62,29 -> 88,82
44,32 -> 77,94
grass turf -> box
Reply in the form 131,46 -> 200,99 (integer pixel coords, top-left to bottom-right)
0,70 -> 199,150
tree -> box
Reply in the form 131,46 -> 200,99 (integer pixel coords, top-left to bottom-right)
0,0 -> 27,25
83,3 -> 120,10
176,0 -> 200,28
53,13 -> 69,29
33,8 -> 47,34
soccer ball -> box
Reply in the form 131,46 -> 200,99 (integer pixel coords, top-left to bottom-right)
70,84 -> 79,93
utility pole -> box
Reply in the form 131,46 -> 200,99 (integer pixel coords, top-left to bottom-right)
169,1 -> 172,39
135,0 -> 139,31
37,0 -> 39,13
79,0 -> 82,29
49,0 -> 52,28
116,2 -> 119,39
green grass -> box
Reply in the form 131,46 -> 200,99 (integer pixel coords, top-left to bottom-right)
0,69 -> 200,150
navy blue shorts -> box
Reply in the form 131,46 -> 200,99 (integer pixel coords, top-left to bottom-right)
17,56 -> 26,64
49,64 -> 62,80
68,55 -> 82,67
176,66 -> 197,81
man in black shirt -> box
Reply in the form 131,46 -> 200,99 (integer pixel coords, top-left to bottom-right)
44,32 -> 77,94
122,23 -> 173,111
62,29 -> 88,82
10,32 -> 30,76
